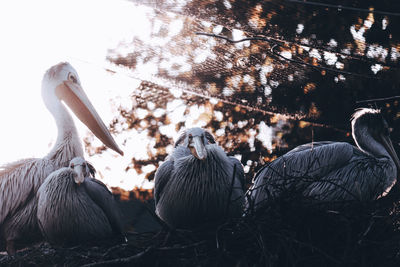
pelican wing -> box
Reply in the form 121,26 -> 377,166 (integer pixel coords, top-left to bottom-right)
37,167 -> 73,239
83,178 -> 124,234
255,142 -> 353,181
250,142 -> 354,205
285,141 -> 336,155
0,158 -> 53,225
304,147 -> 396,201
38,168 -> 115,243
154,159 -> 174,205
229,156 -> 245,189
228,156 -> 246,212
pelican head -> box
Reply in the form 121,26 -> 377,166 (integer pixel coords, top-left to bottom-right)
351,108 -> 400,176
175,127 -> 216,160
42,62 -> 123,155
69,157 -> 94,185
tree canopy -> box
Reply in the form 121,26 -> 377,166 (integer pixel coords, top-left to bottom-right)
88,0 -> 400,185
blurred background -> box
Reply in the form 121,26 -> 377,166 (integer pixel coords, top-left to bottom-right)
0,0 -> 399,213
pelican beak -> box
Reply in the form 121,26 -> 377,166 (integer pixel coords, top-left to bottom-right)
380,134 -> 400,180
189,136 -> 207,160
73,165 -> 85,185
55,81 -> 123,156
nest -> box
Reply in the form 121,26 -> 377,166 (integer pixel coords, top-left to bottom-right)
1,191 -> 400,267
2,162 -> 400,266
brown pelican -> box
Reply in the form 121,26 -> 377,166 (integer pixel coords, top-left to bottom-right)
0,62 -> 123,254
154,127 -> 245,228
248,108 -> 400,208
37,157 -> 124,245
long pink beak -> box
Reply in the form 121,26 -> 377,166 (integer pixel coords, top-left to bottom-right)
55,80 -> 123,156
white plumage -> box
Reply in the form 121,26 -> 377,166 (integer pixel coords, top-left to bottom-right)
0,62 -> 123,254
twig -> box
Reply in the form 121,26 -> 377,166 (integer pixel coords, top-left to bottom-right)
286,0 -> 400,16
356,95 -> 400,104
358,218 -> 376,245
81,247 -> 153,267
101,243 -> 127,257
376,181 -> 400,208
195,29 -> 400,70
274,233 -> 341,264
157,240 -> 207,251
269,44 -> 379,79
196,32 -> 285,45
196,32 -> 380,79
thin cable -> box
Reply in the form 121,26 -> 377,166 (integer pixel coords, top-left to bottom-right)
356,96 -> 400,104
286,0 -> 400,16
196,32 -> 380,79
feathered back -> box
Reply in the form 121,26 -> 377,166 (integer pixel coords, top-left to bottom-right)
157,144 -> 244,227
37,167 -> 113,245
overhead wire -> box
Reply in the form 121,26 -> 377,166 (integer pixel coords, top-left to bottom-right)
286,0 -> 400,17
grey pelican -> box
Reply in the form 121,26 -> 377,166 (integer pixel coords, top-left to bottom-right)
248,108 -> 400,208
37,157 -> 124,245
154,127 -> 245,228
0,62 -> 123,254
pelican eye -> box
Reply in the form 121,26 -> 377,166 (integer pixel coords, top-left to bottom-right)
68,73 -> 78,83
70,163 -> 75,168
384,127 -> 393,136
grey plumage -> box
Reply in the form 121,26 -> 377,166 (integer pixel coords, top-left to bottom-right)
37,157 -> 124,245
0,62 -> 123,254
154,127 -> 245,228
248,108 -> 400,208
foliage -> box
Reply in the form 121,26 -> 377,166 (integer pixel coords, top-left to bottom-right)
3,1 -> 400,265
84,0 -> 400,186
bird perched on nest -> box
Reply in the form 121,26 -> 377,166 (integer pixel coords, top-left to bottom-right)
248,108 -> 400,208
37,157 -> 124,245
0,62 -> 123,254
154,127 -> 245,228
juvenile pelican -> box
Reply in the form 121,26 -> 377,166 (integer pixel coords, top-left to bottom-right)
37,157 -> 124,245
154,128 -> 245,228
248,108 -> 400,208
0,62 -> 123,254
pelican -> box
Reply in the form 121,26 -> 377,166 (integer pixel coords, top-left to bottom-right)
248,108 -> 400,209
154,127 -> 245,228
37,157 -> 124,245
0,62 -> 123,254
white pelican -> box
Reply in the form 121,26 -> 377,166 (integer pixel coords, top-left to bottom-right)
0,62 -> 123,254
248,108 -> 400,208
154,127 -> 245,228
37,157 -> 124,245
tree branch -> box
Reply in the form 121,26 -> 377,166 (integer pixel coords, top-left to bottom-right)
196,32 -> 380,79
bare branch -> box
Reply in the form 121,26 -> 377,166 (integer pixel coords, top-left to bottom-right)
196,32 -> 381,80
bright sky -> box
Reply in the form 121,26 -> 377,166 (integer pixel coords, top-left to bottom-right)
0,0 -> 155,189
0,0 -> 276,191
